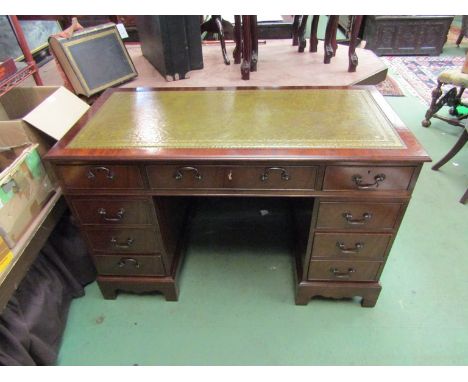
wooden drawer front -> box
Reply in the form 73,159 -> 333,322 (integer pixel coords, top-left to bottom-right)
316,201 -> 403,230
147,165 -> 224,189
94,254 -> 165,276
84,228 -> 161,253
56,164 -> 144,190
308,260 -> 382,281
311,233 -> 393,259
323,166 -> 415,191
226,166 -> 317,190
71,198 -> 154,225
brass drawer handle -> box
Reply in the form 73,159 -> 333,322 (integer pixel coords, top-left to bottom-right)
117,257 -> 140,269
110,237 -> 134,249
87,166 -> 115,180
351,174 -> 386,189
336,241 -> 364,254
330,267 -> 356,279
174,166 -> 203,181
98,208 -> 125,222
342,212 -> 372,225
260,167 -> 291,182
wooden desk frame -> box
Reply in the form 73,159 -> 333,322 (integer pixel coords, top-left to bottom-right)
46,86 -> 430,307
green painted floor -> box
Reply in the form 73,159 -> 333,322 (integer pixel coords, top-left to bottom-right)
57,37 -> 468,367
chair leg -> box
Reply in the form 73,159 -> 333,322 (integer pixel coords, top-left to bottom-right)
297,15 -> 309,52
456,32 -> 464,47
432,129 -> 468,171
309,15 -> 319,52
422,81 -> 443,127
214,16 -> 230,65
460,188 -> 468,204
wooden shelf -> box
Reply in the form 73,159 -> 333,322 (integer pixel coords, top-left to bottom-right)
0,188 -> 66,314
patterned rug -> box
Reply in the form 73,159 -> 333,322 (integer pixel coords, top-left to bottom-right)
380,56 -> 466,106
375,75 -> 405,97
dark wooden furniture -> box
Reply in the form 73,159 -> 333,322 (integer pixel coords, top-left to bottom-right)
364,15 -> 454,56
295,15 -> 364,72
136,16 -> 203,81
200,16 -> 231,65
45,86 -> 430,307
233,16 -> 258,80
431,121 -> 468,204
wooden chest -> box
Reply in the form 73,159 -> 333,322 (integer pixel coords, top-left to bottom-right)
364,15 -> 454,56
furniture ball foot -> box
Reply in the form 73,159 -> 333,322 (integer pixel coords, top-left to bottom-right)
421,119 -> 431,127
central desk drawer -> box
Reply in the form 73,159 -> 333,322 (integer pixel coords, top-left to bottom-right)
70,198 -> 155,225
316,201 -> 404,230
308,260 -> 382,281
56,164 -> 144,190
225,166 -> 318,190
323,166 -> 415,191
147,165 -> 225,189
84,228 -> 161,253
311,232 -> 393,259
94,254 -> 165,276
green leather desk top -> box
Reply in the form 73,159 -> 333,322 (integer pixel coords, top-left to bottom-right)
67,89 -> 405,150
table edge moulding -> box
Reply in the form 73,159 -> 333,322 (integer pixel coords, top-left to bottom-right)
45,86 -> 430,307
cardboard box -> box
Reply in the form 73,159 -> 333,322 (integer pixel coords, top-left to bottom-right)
0,86 -> 90,182
0,236 -> 13,274
0,143 -> 55,248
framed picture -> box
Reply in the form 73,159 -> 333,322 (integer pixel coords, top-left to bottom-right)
0,16 -> 62,62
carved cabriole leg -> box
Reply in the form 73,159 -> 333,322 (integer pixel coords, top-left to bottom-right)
250,15 -> 258,71
422,81 -> 444,127
297,15 -> 309,52
309,15 -> 319,52
214,16 -> 230,65
292,15 -> 301,46
348,15 -> 363,72
324,16 -> 335,64
241,15 -> 252,80
432,129 -> 468,171
233,15 -> 242,64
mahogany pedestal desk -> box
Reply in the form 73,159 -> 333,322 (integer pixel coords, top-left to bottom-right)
45,87 -> 430,307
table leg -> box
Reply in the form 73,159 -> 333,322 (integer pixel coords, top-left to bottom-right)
214,16 -> 230,65
250,15 -> 258,71
324,16 -> 335,64
233,15 -> 242,64
297,15 -> 309,52
292,15 -> 301,46
348,15 -> 363,72
241,15 -> 252,80
330,16 -> 339,56
309,15 -> 319,52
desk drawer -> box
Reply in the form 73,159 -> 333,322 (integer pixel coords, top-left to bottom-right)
70,197 -> 155,225
323,166 -> 415,191
147,165 -> 224,189
56,164 -> 144,190
94,254 -> 165,276
308,260 -> 381,281
316,201 -> 403,230
311,232 -> 393,259
226,166 -> 317,190
84,228 -> 161,253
